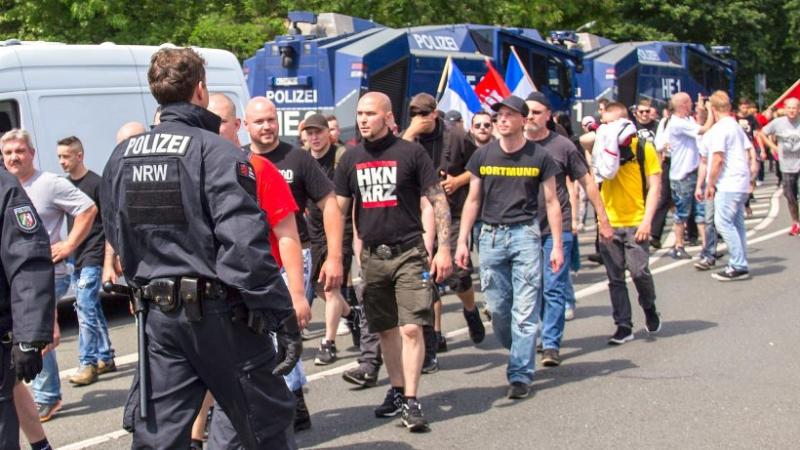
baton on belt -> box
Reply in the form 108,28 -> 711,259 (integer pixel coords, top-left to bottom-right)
103,282 -> 149,420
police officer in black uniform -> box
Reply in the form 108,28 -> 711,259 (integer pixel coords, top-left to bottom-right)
100,47 -> 301,450
0,169 -> 55,450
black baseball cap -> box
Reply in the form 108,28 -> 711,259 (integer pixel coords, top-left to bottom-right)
444,110 -> 463,122
490,95 -> 529,117
526,91 -> 552,111
300,113 -> 329,131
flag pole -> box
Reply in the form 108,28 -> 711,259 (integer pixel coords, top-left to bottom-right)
435,56 -> 452,102
769,78 -> 800,110
510,45 -> 536,91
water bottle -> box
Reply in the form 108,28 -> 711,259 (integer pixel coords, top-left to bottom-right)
421,271 -> 430,289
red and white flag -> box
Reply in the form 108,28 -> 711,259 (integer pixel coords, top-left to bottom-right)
770,78 -> 800,110
474,60 -> 511,111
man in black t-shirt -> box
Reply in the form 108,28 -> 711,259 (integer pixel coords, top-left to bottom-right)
402,93 -> 485,373
335,92 -> 452,432
525,93 -> 613,367
455,95 -> 563,400
56,136 -> 115,387
244,98 -> 347,368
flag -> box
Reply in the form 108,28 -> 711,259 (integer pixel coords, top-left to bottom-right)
505,46 -> 537,99
770,78 -> 800,111
475,60 -> 511,111
437,60 -> 482,131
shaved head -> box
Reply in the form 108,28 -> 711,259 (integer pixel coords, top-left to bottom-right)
245,96 -> 277,120
116,122 -> 146,144
244,96 -> 280,153
359,92 -> 392,113
785,97 -> 799,108
671,92 -> 693,117
209,93 -> 236,121
356,91 -> 394,141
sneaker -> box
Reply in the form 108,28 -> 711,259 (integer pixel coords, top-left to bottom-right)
68,364 -> 98,386
711,267 -> 751,281
374,388 -> 404,418
293,389 -> 312,432
314,340 -> 338,365
300,328 -> 314,341
342,307 -> 362,348
336,320 -> 350,336
421,357 -> 439,374
587,253 -> 604,264
790,223 -> 800,236
342,366 -> 378,388
668,247 -> 691,260
649,238 -> 662,249
37,400 -> 62,422
693,257 -> 715,271
564,306 -> 575,321
608,326 -> 634,345
644,309 -> 662,334
96,359 -> 117,375
507,381 -> 530,399
436,333 -> 448,353
541,349 -> 561,367
401,399 -> 430,432
463,307 -> 486,344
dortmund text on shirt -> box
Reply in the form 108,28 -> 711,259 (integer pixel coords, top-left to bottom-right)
479,166 -> 541,177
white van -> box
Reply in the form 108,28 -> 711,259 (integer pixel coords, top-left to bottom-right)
0,40 -> 250,175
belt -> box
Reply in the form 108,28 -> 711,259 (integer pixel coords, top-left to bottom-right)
483,220 -> 535,229
140,277 -> 231,315
366,238 -> 423,260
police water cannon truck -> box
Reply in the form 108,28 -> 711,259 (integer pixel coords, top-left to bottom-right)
573,37 -> 736,120
244,11 -> 582,140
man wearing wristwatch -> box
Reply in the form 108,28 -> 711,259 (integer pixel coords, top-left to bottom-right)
0,168 -> 55,450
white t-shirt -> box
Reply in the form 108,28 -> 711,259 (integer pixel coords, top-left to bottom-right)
22,170 -> 94,275
707,116 -> 752,193
666,115 -> 701,180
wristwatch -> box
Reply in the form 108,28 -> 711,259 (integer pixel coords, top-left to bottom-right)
18,342 -> 46,352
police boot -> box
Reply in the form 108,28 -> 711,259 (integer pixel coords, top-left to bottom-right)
293,389 -> 311,432
68,365 -> 98,386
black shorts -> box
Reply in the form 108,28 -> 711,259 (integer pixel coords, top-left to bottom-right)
310,243 -> 353,299
784,172 -> 799,204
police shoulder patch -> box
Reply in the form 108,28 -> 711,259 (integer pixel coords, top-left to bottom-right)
13,205 -> 39,233
236,161 -> 257,198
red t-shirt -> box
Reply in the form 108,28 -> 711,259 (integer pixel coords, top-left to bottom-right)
249,153 -> 299,268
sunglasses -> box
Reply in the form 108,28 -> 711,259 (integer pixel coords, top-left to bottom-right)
636,109 -> 649,114
528,110 -> 546,116
473,123 -> 492,129
409,110 -> 432,118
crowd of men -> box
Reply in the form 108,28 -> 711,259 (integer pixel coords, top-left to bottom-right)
0,45 -> 795,450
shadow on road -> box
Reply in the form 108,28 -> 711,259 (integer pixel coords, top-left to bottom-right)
55,365 -> 135,419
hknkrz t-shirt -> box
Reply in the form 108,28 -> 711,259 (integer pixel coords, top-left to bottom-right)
67,171 -> 106,269
334,133 -> 438,245
466,139 -> 560,225
535,131 -> 589,235
245,141 -> 334,243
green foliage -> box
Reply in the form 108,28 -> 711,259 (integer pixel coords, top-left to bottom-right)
0,0 -> 797,103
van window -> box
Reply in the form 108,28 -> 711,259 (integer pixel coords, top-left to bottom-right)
0,100 -> 20,134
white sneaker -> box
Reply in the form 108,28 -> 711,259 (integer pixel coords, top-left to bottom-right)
564,306 -> 575,321
337,320 -> 350,336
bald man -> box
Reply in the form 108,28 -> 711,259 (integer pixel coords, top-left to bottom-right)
115,122 -> 146,144
244,98 -> 352,367
760,97 -> 800,234
334,92 -> 452,432
208,93 -> 241,145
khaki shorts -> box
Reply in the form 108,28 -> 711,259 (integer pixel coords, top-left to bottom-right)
360,243 -> 433,333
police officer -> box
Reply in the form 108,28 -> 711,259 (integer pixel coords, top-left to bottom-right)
100,47 -> 301,450
0,169 -> 55,450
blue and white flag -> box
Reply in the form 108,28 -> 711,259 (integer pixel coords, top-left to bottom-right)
437,61 -> 482,131
505,47 -> 537,99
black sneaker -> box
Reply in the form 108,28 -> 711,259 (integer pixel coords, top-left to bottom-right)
711,267 -> 750,281
541,348 -> 561,367
374,388 -> 404,418
293,389 -> 312,432
608,326 -> 634,345
669,247 -> 691,260
401,399 -> 430,432
436,332 -> 448,353
421,357 -> 439,374
587,253 -> 604,264
693,257 -> 715,271
649,237 -> 662,249
342,366 -> 378,388
343,307 -> 362,349
507,381 -> 530,399
644,309 -> 662,334
314,340 -> 338,365
463,307 -> 486,344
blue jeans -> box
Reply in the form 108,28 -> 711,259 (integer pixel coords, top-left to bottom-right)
540,232 -> 574,350
671,171 -> 705,224
714,191 -> 749,271
300,247 -> 315,306
700,197 -> 717,262
72,266 -> 114,366
478,221 -> 542,385
32,275 -> 70,405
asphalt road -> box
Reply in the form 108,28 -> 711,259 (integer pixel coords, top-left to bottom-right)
25,176 -> 800,449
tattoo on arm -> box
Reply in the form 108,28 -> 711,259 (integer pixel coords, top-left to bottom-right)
424,184 -> 451,246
